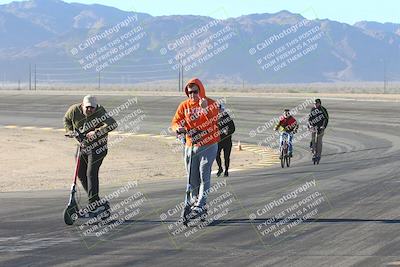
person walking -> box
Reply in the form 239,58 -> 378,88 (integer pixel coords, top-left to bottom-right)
308,98 -> 329,163
216,104 -> 235,177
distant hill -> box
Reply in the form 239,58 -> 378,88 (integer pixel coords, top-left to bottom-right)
0,0 -> 399,85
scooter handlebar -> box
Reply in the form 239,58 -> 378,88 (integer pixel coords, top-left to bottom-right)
65,130 -> 86,143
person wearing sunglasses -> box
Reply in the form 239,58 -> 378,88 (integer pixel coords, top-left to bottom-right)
172,78 -> 220,219
64,95 -> 118,213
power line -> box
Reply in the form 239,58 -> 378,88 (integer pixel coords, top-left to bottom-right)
36,62 -> 171,71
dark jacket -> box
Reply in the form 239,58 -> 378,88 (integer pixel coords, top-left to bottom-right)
218,111 -> 235,141
64,104 -> 118,154
308,106 -> 329,128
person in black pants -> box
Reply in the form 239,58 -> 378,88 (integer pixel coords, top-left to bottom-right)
308,98 -> 329,163
77,150 -> 106,203
216,104 -> 235,177
64,95 -> 117,209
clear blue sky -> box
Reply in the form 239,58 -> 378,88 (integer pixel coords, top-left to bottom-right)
1,0 -> 399,24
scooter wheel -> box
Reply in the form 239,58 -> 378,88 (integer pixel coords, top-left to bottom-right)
63,206 -> 78,225
200,214 -> 207,222
100,210 -> 111,220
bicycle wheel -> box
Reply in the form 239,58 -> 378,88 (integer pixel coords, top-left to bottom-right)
280,150 -> 285,168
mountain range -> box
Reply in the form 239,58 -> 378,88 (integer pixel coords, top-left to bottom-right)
0,0 -> 399,85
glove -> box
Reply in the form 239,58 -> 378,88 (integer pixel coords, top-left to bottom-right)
176,127 -> 186,134
65,131 -> 75,138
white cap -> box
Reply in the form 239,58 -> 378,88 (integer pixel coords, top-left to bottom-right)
83,95 -> 97,108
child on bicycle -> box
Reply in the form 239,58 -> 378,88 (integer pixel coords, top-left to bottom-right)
274,109 -> 299,158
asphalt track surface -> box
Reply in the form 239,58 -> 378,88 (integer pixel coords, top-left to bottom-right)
1,92 -> 400,267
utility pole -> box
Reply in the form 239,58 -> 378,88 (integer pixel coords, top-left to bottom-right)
178,62 -> 181,92
180,60 -> 184,92
29,63 -> 32,91
98,71 -> 101,90
381,58 -> 387,94
34,64 -> 37,91
383,59 -> 387,94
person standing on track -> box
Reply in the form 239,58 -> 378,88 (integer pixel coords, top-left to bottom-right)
171,78 -> 220,216
216,103 -> 235,177
308,98 -> 329,163
64,95 -> 118,211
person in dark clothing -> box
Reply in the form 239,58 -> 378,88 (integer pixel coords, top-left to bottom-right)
308,98 -> 329,162
64,95 -> 118,209
216,104 -> 235,177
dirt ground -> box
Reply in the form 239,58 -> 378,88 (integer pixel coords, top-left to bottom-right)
0,128 -> 261,192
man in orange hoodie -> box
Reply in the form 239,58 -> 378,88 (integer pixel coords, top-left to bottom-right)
172,78 -> 220,219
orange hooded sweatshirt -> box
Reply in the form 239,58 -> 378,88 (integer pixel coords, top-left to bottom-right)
172,78 -> 220,147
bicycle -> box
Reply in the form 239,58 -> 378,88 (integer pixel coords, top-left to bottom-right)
279,132 -> 291,168
278,126 -> 291,168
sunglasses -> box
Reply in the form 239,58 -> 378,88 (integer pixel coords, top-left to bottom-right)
188,90 -> 199,95
85,106 -> 96,109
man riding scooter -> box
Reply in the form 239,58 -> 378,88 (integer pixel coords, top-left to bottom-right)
64,95 -> 118,215
171,78 -> 220,224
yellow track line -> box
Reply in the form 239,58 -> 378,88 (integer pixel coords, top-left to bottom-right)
2,125 -> 280,170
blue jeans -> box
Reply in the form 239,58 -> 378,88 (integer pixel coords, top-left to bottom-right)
184,144 -> 218,209
280,132 -> 294,154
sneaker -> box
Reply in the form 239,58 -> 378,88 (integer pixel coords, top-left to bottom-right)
192,206 -> 207,216
88,200 -> 110,214
224,170 -> 229,177
217,168 -> 223,177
